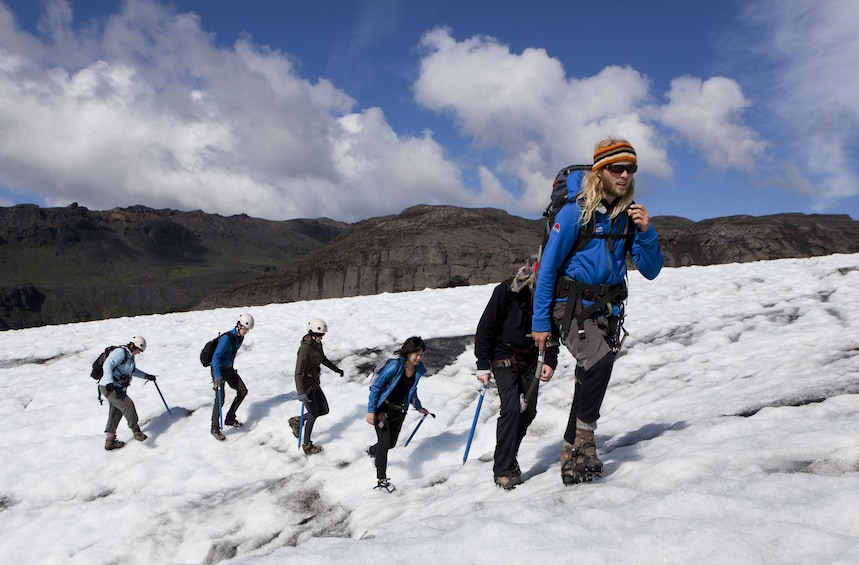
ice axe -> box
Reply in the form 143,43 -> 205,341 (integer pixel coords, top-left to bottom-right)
153,381 -> 172,416
297,402 -> 305,449
462,383 -> 487,464
403,411 -> 435,447
521,352 -> 544,412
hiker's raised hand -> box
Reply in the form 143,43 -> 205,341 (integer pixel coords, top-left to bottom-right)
628,203 -> 651,231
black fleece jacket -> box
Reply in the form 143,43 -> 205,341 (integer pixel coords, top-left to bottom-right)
475,277 -> 559,372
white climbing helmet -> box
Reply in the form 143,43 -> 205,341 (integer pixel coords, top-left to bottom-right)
131,335 -> 147,352
307,318 -> 328,335
237,313 -> 255,330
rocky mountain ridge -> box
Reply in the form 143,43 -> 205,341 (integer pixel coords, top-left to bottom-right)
2,203 -> 858,330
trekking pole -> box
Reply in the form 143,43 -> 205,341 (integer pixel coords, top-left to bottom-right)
403,411 -> 436,447
463,384 -> 487,464
297,402 -> 305,449
153,381 -> 172,415
217,387 -> 224,429
521,352 -> 544,411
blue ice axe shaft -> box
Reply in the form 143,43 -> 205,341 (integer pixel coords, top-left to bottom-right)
403,411 -> 435,447
153,381 -> 172,415
463,384 -> 487,464
297,402 -> 305,448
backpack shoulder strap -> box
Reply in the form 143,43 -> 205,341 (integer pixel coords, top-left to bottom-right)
569,213 -> 595,258
227,332 -> 239,354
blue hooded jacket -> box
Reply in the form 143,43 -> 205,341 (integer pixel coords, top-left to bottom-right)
211,328 -> 243,379
532,197 -> 663,333
368,357 -> 426,415
98,346 -> 148,388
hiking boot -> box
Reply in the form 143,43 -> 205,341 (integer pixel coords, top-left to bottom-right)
211,429 -> 226,441
374,478 -> 396,493
302,441 -> 323,455
289,416 -> 300,438
132,426 -> 148,441
561,430 -> 602,485
104,437 -> 125,451
560,442 -> 576,482
494,474 -> 523,490
224,419 -> 243,428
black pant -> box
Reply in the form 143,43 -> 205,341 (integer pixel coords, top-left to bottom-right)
493,363 -> 537,477
563,353 -> 614,444
211,368 -> 248,430
301,387 -> 329,444
369,409 -> 404,480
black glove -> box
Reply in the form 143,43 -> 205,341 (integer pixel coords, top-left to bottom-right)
105,383 -> 115,396
212,378 -> 223,391
145,374 -> 157,381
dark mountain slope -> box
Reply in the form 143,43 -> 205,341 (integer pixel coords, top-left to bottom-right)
3,202 -> 858,330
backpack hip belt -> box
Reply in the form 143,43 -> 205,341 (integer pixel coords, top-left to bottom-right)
491,354 -> 517,371
555,276 -> 628,341
382,399 -> 405,413
492,347 -> 537,374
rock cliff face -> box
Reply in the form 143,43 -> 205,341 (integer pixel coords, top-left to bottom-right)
202,205 -> 543,307
3,202 -> 859,330
652,213 -> 859,266
206,206 -> 859,309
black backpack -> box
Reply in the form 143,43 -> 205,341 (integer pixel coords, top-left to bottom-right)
90,345 -> 128,381
200,333 -> 237,368
535,164 -> 635,277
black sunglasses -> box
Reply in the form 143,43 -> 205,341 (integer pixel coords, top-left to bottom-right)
605,163 -> 638,174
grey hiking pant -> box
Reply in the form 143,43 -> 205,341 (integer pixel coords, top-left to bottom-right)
553,303 -> 615,443
100,385 -> 139,434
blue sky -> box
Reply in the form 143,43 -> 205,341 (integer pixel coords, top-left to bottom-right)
0,0 -> 857,222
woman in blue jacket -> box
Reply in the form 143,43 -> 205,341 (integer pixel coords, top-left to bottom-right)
366,336 -> 430,492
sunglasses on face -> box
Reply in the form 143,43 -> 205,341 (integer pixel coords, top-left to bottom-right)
605,163 -> 638,174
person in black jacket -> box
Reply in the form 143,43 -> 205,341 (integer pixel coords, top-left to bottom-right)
475,256 -> 560,489
289,318 -> 344,455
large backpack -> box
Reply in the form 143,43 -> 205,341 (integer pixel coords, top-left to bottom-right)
369,357 -> 399,386
91,345 -> 129,405
535,164 -> 635,278
90,345 -> 128,381
200,332 -> 237,368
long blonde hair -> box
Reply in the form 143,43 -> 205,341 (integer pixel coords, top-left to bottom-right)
577,138 -> 636,226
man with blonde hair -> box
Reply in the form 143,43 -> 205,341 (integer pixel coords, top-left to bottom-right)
532,138 -> 664,485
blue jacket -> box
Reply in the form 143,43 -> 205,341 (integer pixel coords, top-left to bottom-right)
211,329 -> 243,379
368,357 -> 426,415
98,346 -> 148,388
532,199 -> 663,333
